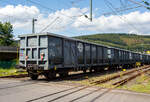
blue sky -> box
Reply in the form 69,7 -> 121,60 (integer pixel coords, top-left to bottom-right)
0,0 -> 150,37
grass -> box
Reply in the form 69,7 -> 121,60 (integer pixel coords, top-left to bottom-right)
119,73 -> 150,94
0,68 -> 27,77
0,59 -> 27,77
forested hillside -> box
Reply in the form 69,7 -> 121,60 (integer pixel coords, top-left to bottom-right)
75,33 -> 150,52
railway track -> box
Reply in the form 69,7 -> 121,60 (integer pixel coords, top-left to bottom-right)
1,65 -> 149,90
1,67 -> 149,102
1,65 -> 149,82
26,65 -> 150,102
112,67 -> 150,88
0,67 -> 120,81
90,65 -> 150,85
61,66 -> 150,102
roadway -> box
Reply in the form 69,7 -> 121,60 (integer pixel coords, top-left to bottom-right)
0,78 -> 150,102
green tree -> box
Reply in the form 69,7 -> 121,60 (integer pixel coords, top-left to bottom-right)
0,22 -> 14,46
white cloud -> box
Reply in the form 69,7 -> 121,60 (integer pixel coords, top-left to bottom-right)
36,7 -> 88,32
0,5 -> 88,35
0,5 -> 150,36
73,11 -> 150,34
0,5 -> 39,23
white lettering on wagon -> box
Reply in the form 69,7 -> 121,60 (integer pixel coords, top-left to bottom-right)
78,43 -> 83,52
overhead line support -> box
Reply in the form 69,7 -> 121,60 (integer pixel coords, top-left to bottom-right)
90,0 -> 92,22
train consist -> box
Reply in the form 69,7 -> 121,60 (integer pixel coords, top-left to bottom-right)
18,33 -> 150,80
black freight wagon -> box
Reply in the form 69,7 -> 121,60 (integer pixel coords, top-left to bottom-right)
18,33 -> 150,80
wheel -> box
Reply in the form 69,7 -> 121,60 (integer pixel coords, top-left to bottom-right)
94,68 -> 102,72
90,68 -> 93,73
30,74 -> 38,80
44,71 -> 56,80
28,71 -> 38,80
83,69 -> 87,73
59,72 -> 68,77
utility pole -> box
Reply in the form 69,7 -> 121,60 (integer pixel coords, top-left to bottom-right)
90,0 -> 92,22
32,18 -> 37,34
84,0 -> 93,21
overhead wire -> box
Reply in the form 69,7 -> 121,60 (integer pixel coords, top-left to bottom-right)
114,1 -> 142,10
43,16 -> 79,35
40,17 -> 60,33
104,0 -> 140,33
142,0 -> 150,6
27,0 -> 93,35
71,0 -> 85,5
27,0 -> 80,34
27,0 -> 90,23
70,0 -> 88,16
56,0 -> 88,17
27,0 -> 79,18
27,0 -> 146,35
119,0 -> 130,14
0,0 -> 85,35
1,0 -> 145,35
119,0 -> 130,8
102,5 -> 142,16
128,0 -> 150,10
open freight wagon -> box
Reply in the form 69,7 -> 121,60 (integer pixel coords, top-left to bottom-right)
18,33 -> 149,80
